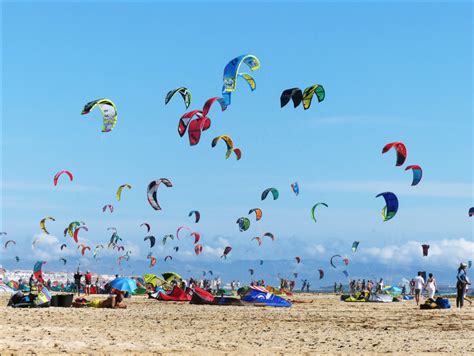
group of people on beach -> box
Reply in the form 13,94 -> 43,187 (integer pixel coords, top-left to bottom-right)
347,278 -> 385,294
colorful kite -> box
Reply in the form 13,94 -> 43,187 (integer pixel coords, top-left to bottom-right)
165,87 -> 191,108
81,99 -> 118,132
236,217 -> 251,232
248,208 -> 263,221
40,216 -> 55,234
222,54 -> 260,106
376,192 -> 399,221
53,170 -> 73,186
147,178 -> 173,210
405,165 -> 422,186
382,142 -> 407,166
261,187 -> 279,201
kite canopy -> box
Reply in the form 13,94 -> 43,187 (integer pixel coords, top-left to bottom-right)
236,217 -> 251,232
468,207 -> 474,217
188,210 -> 201,223
194,244 -> 203,255
422,244 -> 430,257
280,88 -> 303,108
311,203 -> 328,222
81,98 -> 118,132
382,142 -> 407,166
144,235 -> 156,248
330,255 -> 342,269
376,192 -> 399,221
248,208 -> 262,221
165,87 -> 192,108
211,135 -> 240,160
116,184 -> 132,201
39,216 -> 55,235
53,170 -> 73,186
241,287 -> 292,307
4,240 -> 16,249
110,277 -> 137,293
140,223 -> 151,232
261,187 -> 279,201
302,84 -> 325,110
405,165 -> 423,186
190,232 -> 200,244
147,178 -> 173,211
222,246 -> 232,258
222,54 -> 260,105
352,241 -> 360,253
263,232 -> 275,241
319,269 -> 324,279
33,261 -> 46,284
291,182 -> 299,196
102,204 -> 114,213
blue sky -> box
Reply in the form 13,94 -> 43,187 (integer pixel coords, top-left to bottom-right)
1,1 -> 472,285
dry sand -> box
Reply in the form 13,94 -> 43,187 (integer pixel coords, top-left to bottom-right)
1,293 -> 473,355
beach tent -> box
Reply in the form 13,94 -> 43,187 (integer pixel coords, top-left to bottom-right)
144,274 -> 166,288
190,287 -> 215,304
162,272 -> 182,282
368,294 -> 393,303
242,286 -> 292,307
157,286 -> 191,301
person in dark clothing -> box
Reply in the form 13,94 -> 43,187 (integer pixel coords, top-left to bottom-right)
456,263 -> 469,308
74,269 -> 83,296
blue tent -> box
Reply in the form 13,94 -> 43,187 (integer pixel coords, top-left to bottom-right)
242,288 -> 292,307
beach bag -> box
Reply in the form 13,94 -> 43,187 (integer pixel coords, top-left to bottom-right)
436,298 -> 451,309
420,298 -> 438,309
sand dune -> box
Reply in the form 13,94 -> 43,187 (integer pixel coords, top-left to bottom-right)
1,294 -> 473,354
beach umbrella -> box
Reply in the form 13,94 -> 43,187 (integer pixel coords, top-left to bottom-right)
110,277 -> 137,293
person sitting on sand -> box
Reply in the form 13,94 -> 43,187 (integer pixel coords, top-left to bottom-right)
425,273 -> 437,300
414,272 -> 425,305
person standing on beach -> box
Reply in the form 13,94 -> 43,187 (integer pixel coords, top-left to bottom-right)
414,272 -> 425,305
74,269 -> 83,296
84,271 -> 92,296
456,263 -> 469,308
28,274 -> 35,291
425,273 -> 437,299
306,281 -> 310,292
301,280 -> 307,292
334,282 -> 337,293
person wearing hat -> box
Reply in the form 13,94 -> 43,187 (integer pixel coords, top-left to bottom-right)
456,263 -> 469,308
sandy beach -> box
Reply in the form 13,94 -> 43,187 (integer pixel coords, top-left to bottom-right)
1,294 -> 473,354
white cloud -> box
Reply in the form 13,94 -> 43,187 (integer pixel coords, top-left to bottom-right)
361,238 -> 474,266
